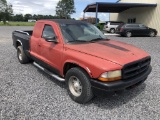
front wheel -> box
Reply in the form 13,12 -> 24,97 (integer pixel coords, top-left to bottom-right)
17,46 -> 30,64
126,31 -> 132,37
65,67 -> 93,104
149,31 -> 155,37
110,28 -> 115,33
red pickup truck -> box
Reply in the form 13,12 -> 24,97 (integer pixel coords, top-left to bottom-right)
12,19 -> 152,103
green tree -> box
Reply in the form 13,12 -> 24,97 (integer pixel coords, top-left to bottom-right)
0,0 -> 13,24
32,14 -> 37,20
24,14 -> 32,21
56,0 -> 75,19
37,14 -> 44,20
13,14 -> 24,21
0,0 -> 6,10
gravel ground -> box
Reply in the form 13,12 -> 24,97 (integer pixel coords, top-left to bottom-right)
0,26 -> 160,120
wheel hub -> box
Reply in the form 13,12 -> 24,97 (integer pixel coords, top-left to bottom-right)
19,52 -> 22,60
69,76 -> 82,97
150,32 -> 154,37
127,32 -> 131,37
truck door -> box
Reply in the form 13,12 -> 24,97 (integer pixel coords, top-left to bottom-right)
131,24 -> 140,35
39,24 -> 63,73
139,24 -> 150,35
30,22 -> 44,59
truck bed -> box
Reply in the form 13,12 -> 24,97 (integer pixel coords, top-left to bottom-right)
12,30 -> 33,56
12,30 -> 33,48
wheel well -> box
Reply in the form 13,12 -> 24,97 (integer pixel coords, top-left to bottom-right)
63,63 -> 89,77
126,31 -> 132,34
16,41 -> 22,48
63,63 -> 79,76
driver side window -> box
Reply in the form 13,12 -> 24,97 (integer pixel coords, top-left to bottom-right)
42,25 -> 55,38
139,24 -> 146,28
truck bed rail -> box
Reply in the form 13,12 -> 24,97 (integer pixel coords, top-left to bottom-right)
15,30 -> 30,36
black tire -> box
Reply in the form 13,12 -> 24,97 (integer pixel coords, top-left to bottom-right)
149,31 -> 155,37
126,31 -> 132,37
17,46 -> 30,64
110,28 -> 115,33
65,67 -> 93,104
120,34 -> 125,37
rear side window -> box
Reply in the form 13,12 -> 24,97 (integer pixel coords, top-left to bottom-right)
139,24 -> 147,28
126,24 -> 139,28
110,22 -> 122,25
42,25 -> 55,38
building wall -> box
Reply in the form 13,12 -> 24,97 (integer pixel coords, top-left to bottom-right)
119,0 -> 157,4
110,0 -> 160,35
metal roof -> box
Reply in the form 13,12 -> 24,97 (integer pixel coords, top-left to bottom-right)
83,2 -> 157,13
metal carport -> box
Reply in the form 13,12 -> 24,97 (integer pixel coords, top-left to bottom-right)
83,2 -> 157,24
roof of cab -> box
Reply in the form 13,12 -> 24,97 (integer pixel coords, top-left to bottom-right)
38,19 -> 88,24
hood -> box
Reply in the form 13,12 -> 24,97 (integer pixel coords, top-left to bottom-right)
149,27 -> 157,31
65,40 -> 149,66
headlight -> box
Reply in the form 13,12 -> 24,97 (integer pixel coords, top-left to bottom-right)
98,70 -> 122,82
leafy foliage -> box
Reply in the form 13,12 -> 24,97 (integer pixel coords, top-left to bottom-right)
0,0 -> 13,24
56,0 -> 75,19
0,0 -> 75,23
11,14 -> 59,22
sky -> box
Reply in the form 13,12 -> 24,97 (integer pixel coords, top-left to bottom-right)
7,0 -> 117,21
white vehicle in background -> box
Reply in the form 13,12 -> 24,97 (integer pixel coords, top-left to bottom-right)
28,19 -> 36,22
103,21 -> 124,33
1,21 -> 8,22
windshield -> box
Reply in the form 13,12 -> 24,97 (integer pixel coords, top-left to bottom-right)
139,24 -> 147,28
60,23 -> 107,43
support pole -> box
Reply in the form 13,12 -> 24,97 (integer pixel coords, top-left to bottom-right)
83,12 -> 85,20
96,3 -> 98,25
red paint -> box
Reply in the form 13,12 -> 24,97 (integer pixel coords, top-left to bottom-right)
29,20 -> 150,79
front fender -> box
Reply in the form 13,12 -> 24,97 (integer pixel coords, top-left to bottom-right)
62,48 -> 122,79
63,60 -> 93,78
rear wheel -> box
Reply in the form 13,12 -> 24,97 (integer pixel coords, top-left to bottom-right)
65,67 -> 93,104
17,46 -> 30,64
110,28 -> 115,33
149,31 -> 155,37
126,31 -> 132,37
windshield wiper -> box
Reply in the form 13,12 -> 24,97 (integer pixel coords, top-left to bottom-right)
90,38 -> 108,42
67,40 -> 88,43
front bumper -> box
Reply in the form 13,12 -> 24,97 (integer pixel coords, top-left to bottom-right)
90,65 -> 152,92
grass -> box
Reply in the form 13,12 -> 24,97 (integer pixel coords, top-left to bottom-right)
0,22 -> 35,26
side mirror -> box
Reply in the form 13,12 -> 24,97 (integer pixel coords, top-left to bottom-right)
43,35 -> 58,43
